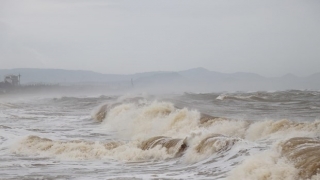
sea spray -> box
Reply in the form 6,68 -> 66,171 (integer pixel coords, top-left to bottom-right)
101,101 -> 200,140
6,91 -> 320,179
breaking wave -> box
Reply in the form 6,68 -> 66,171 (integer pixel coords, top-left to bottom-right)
12,135 -> 176,161
280,137 -> 320,179
216,94 -> 267,102
11,95 -> 320,179
12,136 -> 122,160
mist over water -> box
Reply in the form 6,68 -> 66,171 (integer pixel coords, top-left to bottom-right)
1,90 -> 320,179
2,0 -> 320,179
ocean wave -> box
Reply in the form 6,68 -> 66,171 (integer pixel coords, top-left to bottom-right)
216,94 -> 275,102
227,150 -> 298,180
10,97 -> 320,179
92,100 -> 320,140
97,101 -> 199,140
213,90 -> 320,103
281,137 -> 320,179
12,135 -> 123,160
12,135 -> 179,161
140,136 -> 187,157
195,134 -> 239,154
245,119 -> 320,141
0,102 -> 20,108
0,125 -> 11,129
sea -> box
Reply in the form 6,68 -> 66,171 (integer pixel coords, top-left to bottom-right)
1,90 -> 320,180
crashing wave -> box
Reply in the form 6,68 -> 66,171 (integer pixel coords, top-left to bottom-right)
281,137 -> 320,179
216,94 -> 267,102
92,103 -> 109,122
195,134 -> 239,154
140,136 -> 187,157
12,135 -> 123,160
10,97 -> 320,179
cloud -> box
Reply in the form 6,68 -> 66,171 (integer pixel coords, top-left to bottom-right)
0,0 -> 320,76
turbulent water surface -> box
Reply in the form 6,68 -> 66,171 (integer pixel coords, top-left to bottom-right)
1,90 -> 320,180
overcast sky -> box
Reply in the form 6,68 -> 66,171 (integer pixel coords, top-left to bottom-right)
1,0 -> 320,76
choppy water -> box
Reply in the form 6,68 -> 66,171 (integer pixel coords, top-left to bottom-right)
1,90 -> 320,180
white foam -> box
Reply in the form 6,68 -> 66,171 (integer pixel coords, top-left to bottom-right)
101,101 -> 200,140
227,149 -> 298,180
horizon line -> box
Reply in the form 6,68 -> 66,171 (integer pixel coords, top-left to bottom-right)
0,67 -> 319,78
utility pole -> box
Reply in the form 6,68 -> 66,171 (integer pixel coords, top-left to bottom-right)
18,74 -> 21,85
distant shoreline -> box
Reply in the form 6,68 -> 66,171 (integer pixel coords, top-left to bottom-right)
0,84 -> 131,97
1,68 -> 320,91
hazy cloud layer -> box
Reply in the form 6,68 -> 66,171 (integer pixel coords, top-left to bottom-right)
1,0 -> 320,76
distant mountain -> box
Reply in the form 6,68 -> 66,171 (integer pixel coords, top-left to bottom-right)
134,72 -> 188,91
229,72 -> 265,80
306,72 -> 320,81
0,68 -> 319,91
304,73 -> 320,89
179,67 -> 226,83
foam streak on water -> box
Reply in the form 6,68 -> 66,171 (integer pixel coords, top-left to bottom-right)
1,90 -> 320,179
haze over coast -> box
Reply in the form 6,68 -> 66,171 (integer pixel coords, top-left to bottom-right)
1,67 -> 319,92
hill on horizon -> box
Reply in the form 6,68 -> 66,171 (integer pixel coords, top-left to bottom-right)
0,67 -> 319,91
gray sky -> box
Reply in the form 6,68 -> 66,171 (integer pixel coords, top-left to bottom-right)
1,0 -> 320,77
